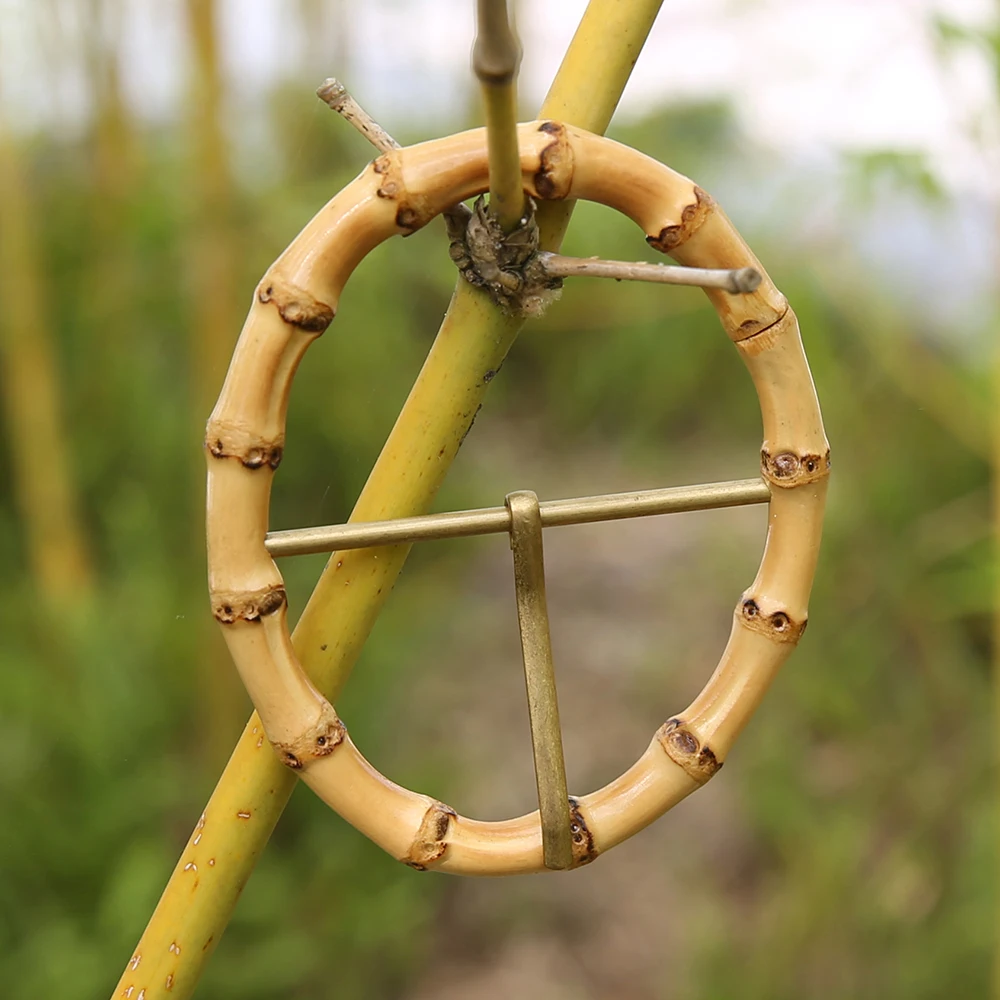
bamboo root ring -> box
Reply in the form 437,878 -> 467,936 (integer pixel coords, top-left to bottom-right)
206,121 -> 829,876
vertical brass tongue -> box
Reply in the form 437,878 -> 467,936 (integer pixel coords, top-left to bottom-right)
506,490 -> 574,871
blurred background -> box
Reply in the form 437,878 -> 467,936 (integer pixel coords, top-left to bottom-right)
0,0 -> 996,996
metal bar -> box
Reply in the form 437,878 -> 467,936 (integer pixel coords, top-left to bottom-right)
506,490 -> 573,871
538,252 -> 761,294
264,478 -> 771,557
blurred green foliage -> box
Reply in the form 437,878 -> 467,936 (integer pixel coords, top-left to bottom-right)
0,27 -> 993,1000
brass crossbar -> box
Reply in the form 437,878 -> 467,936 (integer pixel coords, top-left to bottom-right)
265,477 -> 771,557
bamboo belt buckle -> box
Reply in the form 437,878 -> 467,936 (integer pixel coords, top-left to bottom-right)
205,121 -> 830,876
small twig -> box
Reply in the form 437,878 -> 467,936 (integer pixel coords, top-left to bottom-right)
317,78 -> 472,229
316,78 -> 399,153
538,253 -> 762,294
473,0 -> 524,232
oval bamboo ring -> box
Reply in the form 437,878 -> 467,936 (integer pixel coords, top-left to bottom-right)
206,121 -> 829,876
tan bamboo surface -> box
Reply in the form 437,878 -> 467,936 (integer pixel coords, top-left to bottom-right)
114,5 -> 665,994
204,122 -> 829,876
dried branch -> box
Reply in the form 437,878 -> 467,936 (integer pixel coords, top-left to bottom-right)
539,252 -> 761,293
317,77 -> 473,231
316,78 -> 399,154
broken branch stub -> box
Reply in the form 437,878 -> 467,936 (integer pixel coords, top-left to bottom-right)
447,196 -> 562,316
205,121 -> 829,876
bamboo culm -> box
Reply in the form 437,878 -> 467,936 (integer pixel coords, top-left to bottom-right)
203,122 -> 828,875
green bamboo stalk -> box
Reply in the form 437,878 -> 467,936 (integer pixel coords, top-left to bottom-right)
113,2 -> 664,995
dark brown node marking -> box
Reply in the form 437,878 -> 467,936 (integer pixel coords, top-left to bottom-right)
257,587 -> 286,617
258,278 -> 334,334
211,585 -> 286,625
403,801 -> 457,869
241,445 -> 284,471
760,447 -> 831,488
656,718 -> 721,784
395,206 -> 422,232
533,121 -> 574,201
568,797 -> 597,867
646,186 -> 714,253
738,596 -> 807,643
206,436 -> 282,471
369,154 -> 425,232
272,709 -> 346,771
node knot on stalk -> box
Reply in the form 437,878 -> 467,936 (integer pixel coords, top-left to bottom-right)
446,196 -> 562,317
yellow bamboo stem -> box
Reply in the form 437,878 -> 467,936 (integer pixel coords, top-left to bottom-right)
474,0 -> 524,231
196,121 -> 826,877
0,116 -> 93,603
113,3 -> 664,996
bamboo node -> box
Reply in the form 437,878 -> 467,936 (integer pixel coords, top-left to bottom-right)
656,719 -> 722,784
447,196 -> 562,316
568,797 -> 598,867
472,0 -> 521,86
370,154 -> 430,234
257,276 -> 334,334
532,121 -> 575,201
206,427 -> 283,471
403,801 -> 457,869
211,584 -> 286,625
730,304 -> 793,349
646,186 -> 715,253
737,596 -> 807,643
760,447 -> 831,488
271,702 -> 345,770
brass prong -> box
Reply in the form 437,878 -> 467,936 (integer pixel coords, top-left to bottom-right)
505,489 -> 573,871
